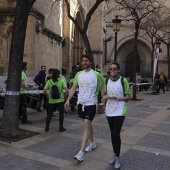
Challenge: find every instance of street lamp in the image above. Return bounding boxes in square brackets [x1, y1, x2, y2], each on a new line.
[154, 40, 161, 94]
[155, 40, 161, 49]
[112, 15, 122, 62]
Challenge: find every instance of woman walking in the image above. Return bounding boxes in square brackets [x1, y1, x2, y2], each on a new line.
[44, 69, 68, 132]
[103, 62, 130, 169]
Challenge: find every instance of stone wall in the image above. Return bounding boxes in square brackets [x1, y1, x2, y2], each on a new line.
[0, 0, 64, 77]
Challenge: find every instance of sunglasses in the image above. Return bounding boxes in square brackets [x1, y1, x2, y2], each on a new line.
[109, 67, 118, 71]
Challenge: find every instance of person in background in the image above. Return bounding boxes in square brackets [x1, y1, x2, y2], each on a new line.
[44, 69, 69, 132]
[45, 68, 53, 84]
[34, 65, 46, 111]
[65, 54, 104, 162]
[136, 72, 141, 94]
[103, 62, 130, 169]
[157, 72, 167, 94]
[61, 68, 69, 115]
[95, 64, 101, 73]
[72, 62, 80, 74]
[45, 68, 53, 114]
[68, 72, 77, 111]
[19, 62, 33, 124]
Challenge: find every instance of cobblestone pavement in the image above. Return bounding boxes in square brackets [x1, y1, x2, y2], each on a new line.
[0, 91, 170, 170]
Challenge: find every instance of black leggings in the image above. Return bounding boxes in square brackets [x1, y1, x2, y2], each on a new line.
[107, 116, 125, 157]
[46, 102, 64, 129]
[157, 83, 165, 93]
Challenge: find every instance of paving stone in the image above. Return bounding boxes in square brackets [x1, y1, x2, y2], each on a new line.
[68, 124, 111, 140]
[24, 135, 81, 161]
[123, 118, 140, 127]
[0, 154, 60, 170]
[0, 91, 170, 170]
[137, 133, 170, 151]
[105, 149, 170, 170]
[130, 106, 158, 113]
[126, 110, 153, 119]
[94, 115, 108, 124]
[152, 123, 170, 134]
[165, 115, 170, 122]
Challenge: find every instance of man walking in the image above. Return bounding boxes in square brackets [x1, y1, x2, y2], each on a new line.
[19, 62, 33, 124]
[157, 72, 167, 94]
[65, 54, 104, 161]
[34, 65, 46, 111]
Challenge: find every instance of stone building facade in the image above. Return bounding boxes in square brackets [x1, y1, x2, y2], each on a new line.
[0, 0, 64, 77]
[102, 1, 170, 78]
[0, 0, 169, 80]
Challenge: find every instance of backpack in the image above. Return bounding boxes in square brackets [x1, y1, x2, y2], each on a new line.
[105, 77, 127, 102]
[50, 80, 60, 99]
[159, 75, 164, 83]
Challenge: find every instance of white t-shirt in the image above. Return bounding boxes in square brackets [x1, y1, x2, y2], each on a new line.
[105, 78, 125, 117]
[73, 69, 103, 106]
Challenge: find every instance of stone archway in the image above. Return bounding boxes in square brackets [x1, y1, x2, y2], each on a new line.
[117, 39, 152, 78]
[125, 52, 140, 78]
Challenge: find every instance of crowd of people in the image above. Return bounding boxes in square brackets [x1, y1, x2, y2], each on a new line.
[18, 54, 131, 169]
[135, 71, 168, 94]
[17, 54, 169, 169]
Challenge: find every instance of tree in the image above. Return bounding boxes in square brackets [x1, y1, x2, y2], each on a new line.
[141, 5, 169, 81]
[64, 0, 107, 68]
[115, 0, 164, 100]
[153, 10, 170, 91]
[2, 0, 36, 137]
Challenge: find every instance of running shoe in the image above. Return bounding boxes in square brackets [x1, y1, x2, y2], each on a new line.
[109, 155, 116, 165]
[74, 151, 84, 161]
[115, 157, 121, 169]
[85, 142, 96, 152]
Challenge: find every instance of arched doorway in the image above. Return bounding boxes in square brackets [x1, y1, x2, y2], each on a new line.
[125, 52, 140, 78]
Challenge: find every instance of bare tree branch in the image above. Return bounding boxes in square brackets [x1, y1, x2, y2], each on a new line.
[64, 0, 83, 35]
[83, 0, 105, 32]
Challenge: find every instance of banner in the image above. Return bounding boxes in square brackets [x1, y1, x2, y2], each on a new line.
[153, 48, 160, 82]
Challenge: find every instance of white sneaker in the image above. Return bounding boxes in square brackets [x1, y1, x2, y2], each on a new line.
[109, 155, 116, 165]
[115, 157, 121, 169]
[85, 142, 96, 152]
[74, 151, 84, 161]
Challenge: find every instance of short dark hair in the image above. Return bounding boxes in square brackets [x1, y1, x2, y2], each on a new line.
[48, 68, 53, 74]
[110, 62, 120, 70]
[62, 68, 67, 75]
[81, 53, 92, 62]
[22, 62, 27, 70]
[41, 65, 46, 69]
[52, 69, 60, 82]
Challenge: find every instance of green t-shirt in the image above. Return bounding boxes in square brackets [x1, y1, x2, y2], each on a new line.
[60, 75, 66, 82]
[44, 78, 67, 104]
[21, 71, 27, 92]
[70, 78, 74, 83]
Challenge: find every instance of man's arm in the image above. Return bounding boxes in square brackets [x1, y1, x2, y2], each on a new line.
[21, 80, 29, 91]
[100, 85, 105, 98]
[65, 85, 77, 108]
[34, 74, 41, 86]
